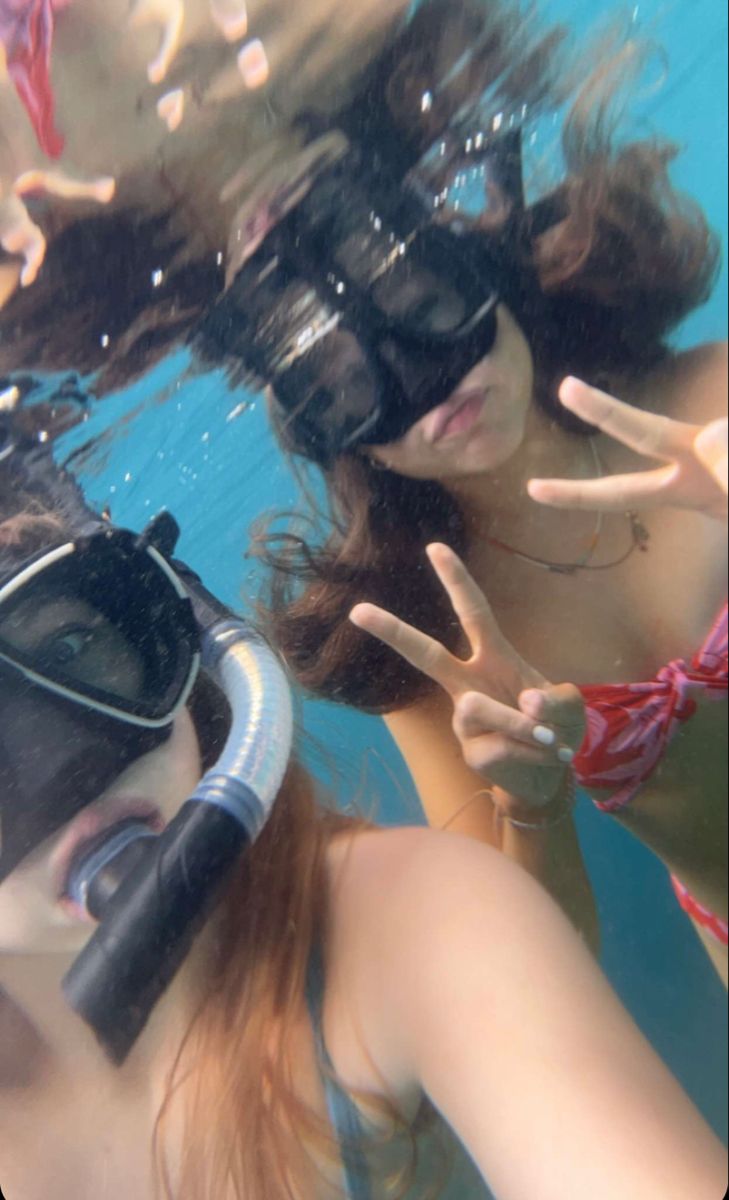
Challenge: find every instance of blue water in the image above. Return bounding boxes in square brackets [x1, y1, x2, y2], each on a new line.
[54, 0, 727, 1135]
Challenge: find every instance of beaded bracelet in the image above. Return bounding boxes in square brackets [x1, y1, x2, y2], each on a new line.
[494, 769, 577, 832]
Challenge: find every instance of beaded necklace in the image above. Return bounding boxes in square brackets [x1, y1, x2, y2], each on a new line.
[485, 440, 651, 574]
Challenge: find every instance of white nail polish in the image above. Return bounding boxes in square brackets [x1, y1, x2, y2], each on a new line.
[532, 725, 556, 747]
[238, 39, 270, 89]
[558, 746, 575, 764]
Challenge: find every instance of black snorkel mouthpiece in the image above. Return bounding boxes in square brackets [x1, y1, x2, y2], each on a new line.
[62, 792, 253, 1064]
[66, 819, 160, 920]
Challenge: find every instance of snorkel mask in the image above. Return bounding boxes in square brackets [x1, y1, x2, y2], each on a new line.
[0, 416, 293, 1062]
[201, 144, 509, 464]
[0, 522, 201, 882]
[195, 0, 561, 466]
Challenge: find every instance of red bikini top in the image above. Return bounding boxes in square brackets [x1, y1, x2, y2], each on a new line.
[1, 1, 69, 159]
[574, 603, 728, 810]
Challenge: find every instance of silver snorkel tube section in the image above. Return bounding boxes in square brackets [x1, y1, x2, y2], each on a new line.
[62, 591, 294, 1065]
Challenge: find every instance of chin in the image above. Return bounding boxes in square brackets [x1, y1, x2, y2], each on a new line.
[446, 427, 524, 478]
[0, 896, 92, 956]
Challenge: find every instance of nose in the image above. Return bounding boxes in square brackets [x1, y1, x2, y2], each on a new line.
[378, 338, 451, 397]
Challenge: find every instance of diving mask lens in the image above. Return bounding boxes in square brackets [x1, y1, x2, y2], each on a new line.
[276, 329, 385, 454]
[370, 257, 469, 333]
[336, 228, 484, 338]
[0, 533, 200, 726]
[275, 229, 500, 455]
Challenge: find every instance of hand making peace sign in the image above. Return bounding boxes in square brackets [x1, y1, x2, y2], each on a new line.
[350, 544, 585, 810]
[528, 378, 728, 521]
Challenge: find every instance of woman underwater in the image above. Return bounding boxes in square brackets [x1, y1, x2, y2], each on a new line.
[0, 0, 609, 938]
[1, 413, 727, 1200]
[223, 12, 728, 978]
[0, 2, 725, 969]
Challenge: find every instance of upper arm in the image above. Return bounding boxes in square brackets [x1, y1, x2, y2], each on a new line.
[361, 832, 725, 1200]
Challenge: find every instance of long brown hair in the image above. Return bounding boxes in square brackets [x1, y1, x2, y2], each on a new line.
[253, 30, 719, 714]
[155, 761, 448, 1200]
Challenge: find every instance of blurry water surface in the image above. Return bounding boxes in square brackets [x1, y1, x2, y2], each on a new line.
[53, 0, 727, 1137]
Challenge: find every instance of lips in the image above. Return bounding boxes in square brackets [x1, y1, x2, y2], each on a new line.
[424, 389, 487, 444]
[51, 798, 163, 904]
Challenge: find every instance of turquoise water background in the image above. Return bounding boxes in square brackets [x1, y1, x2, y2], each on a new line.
[54, 0, 727, 1135]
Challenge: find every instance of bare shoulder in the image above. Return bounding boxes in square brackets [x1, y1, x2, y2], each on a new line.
[321, 827, 525, 1096]
[321, 824, 594, 1101]
[638, 341, 727, 424]
[324, 824, 552, 965]
[328, 823, 505, 882]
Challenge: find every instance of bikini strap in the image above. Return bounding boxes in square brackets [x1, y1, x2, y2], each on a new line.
[305, 940, 373, 1200]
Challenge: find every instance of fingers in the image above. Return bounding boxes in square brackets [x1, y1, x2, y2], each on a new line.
[130, 0, 185, 86]
[694, 418, 729, 497]
[460, 732, 555, 776]
[352, 544, 548, 704]
[528, 463, 679, 512]
[210, 0, 249, 41]
[349, 602, 461, 693]
[554, 377, 698, 462]
[425, 543, 506, 657]
[519, 683, 586, 751]
[453, 691, 577, 764]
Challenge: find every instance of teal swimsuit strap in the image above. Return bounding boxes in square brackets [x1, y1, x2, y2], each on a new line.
[305, 941, 372, 1200]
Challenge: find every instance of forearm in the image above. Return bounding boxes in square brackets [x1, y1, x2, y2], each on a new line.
[493, 783, 601, 956]
[420, 776, 600, 954]
[385, 707, 600, 952]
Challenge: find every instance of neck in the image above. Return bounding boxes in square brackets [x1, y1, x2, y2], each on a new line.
[447, 405, 594, 538]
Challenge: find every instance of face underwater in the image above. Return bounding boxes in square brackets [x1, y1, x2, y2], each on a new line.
[364, 304, 535, 481]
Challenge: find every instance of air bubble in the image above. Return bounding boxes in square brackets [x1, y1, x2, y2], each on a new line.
[0, 385, 20, 412]
[226, 402, 248, 422]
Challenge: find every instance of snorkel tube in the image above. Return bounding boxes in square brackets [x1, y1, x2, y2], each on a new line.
[62, 552, 294, 1064]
